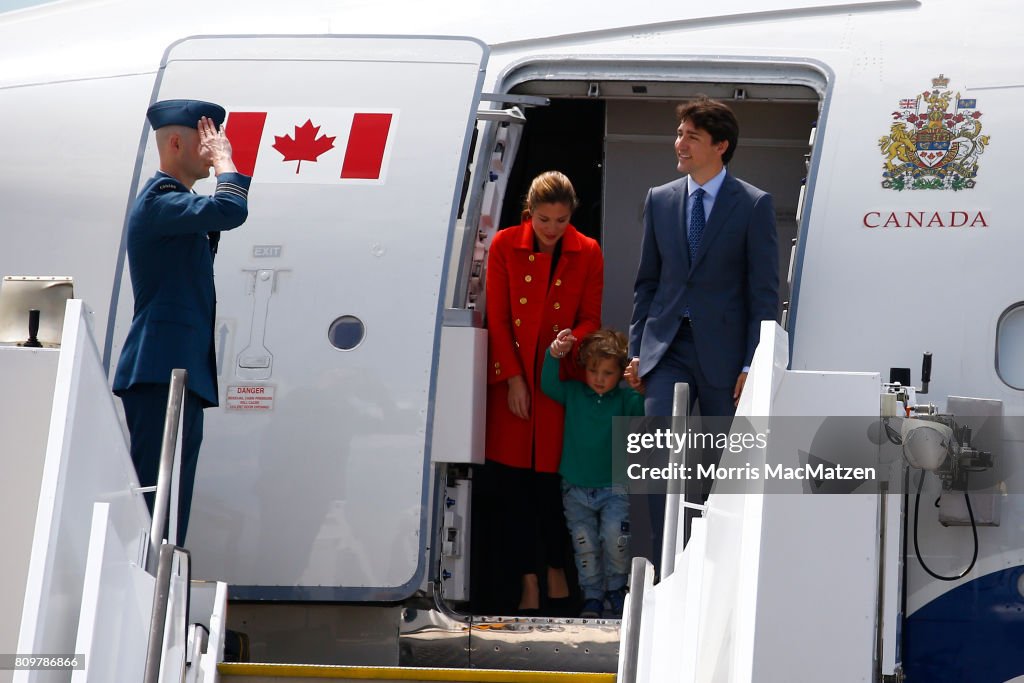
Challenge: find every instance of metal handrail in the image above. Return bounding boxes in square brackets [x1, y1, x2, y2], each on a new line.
[143, 544, 191, 683]
[147, 368, 188, 574]
[661, 382, 690, 579]
[618, 556, 655, 683]
[450, 107, 526, 310]
[143, 544, 176, 683]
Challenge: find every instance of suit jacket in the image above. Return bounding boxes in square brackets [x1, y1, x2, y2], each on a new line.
[485, 220, 603, 472]
[113, 171, 251, 407]
[630, 173, 778, 389]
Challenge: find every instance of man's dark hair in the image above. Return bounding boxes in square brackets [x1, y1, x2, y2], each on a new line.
[676, 96, 739, 165]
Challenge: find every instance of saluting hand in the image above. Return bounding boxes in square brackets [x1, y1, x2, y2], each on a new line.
[198, 116, 237, 175]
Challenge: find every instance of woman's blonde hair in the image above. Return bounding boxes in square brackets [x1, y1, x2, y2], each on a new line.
[522, 170, 579, 218]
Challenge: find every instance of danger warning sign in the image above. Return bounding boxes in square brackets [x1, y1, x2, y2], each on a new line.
[226, 384, 275, 412]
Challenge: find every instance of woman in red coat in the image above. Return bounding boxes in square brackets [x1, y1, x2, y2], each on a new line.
[484, 171, 604, 613]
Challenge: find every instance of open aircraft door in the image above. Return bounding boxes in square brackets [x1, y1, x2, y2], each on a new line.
[108, 35, 487, 600]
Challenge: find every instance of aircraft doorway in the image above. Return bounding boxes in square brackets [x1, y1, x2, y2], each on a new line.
[497, 99, 606, 244]
[500, 82, 821, 338]
[477, 75, 822, 601]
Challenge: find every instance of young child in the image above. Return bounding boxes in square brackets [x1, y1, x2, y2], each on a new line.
[541, 327, 644, 618]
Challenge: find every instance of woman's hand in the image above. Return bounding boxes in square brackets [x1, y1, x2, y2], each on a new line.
[507, 375, 530, 419]
[550, 328, 576, 358]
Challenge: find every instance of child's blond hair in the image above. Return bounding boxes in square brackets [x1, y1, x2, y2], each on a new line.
[579, 329, 629, 372]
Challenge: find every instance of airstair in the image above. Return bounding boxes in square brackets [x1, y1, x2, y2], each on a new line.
[0, 297, 640, 683]
[3, 295, 888, 682]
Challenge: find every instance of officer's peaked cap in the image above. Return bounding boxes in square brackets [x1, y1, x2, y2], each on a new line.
[146, 99, 226, 130]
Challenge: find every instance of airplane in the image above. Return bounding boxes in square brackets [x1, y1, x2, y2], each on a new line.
[0, 0, 1021, 681]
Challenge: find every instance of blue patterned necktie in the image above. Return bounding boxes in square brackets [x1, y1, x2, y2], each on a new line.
[688, 187, 706, 263]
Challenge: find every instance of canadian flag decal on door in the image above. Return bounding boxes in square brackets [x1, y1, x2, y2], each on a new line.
[224, 108, 397, 184]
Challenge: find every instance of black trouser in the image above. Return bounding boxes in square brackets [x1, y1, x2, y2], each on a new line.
[473, 460, 567, 614]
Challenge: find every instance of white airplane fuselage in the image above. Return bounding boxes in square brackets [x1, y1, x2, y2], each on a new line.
[1, 1, 1021, 680]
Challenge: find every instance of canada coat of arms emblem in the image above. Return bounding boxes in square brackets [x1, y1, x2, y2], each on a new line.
[879, 75, 990, 191]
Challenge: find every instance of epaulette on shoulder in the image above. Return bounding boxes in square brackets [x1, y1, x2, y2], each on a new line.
[156, 181, 183, 193]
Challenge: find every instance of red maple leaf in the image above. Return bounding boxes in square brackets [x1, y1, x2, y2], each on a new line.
[272, 120, 336, 173]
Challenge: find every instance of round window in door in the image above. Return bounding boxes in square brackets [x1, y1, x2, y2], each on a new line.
[328, 315, 365, 351]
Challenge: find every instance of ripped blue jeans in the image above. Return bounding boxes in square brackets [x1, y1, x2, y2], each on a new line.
[562, 482, 631, 601]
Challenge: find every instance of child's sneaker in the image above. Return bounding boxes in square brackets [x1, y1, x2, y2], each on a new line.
[580, 598, 604, 619]
[604, 587, 628, 618]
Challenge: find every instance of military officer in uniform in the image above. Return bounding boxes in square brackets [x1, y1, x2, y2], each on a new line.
[113, 99, 251, 545]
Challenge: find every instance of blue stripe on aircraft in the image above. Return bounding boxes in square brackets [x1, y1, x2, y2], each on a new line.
[904, 566, 1024, 682]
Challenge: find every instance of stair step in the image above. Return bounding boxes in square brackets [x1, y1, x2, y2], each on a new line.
[218, 663, 616, 682]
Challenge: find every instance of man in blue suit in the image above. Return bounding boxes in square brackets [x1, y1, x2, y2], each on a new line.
[113, 99, 251, 545]
[626, 97, 778, 564]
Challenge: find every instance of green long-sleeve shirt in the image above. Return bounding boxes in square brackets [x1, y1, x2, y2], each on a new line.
[541, 349, 645, 488]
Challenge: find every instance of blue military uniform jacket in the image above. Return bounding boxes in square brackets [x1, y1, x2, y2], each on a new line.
[113, 171, 251, 407]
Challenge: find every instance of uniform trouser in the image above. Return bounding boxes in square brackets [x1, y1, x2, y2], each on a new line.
[642, 323, 735, 574]
[120, 383, 204, 546]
